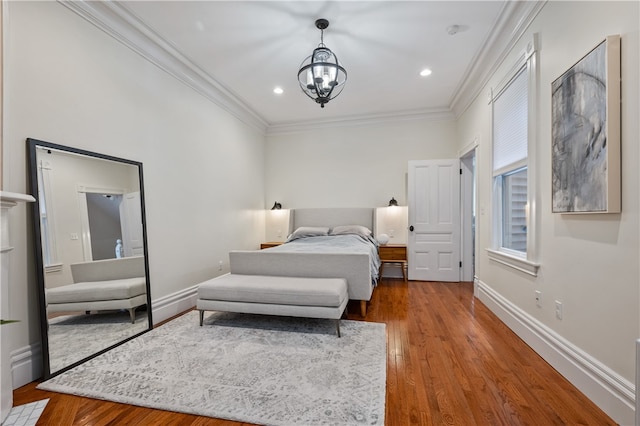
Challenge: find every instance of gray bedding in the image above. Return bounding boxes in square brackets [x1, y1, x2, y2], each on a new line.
[266, 234, 380, 282]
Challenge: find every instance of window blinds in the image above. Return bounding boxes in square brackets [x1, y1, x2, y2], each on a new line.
[493, 66, 528, 176]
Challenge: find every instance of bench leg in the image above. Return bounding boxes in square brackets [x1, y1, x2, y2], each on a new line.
[199, 310, 205, 326]
[128, 308, 135, 324]
[360, 300, 367, 317]
[336, 319, 341, 338]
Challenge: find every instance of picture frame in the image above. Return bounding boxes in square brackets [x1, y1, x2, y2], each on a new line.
[551, 35, 621, 214]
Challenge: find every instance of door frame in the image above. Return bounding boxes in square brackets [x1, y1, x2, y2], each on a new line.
[460, 146, 477, 283]
[77, 184, 126, 261]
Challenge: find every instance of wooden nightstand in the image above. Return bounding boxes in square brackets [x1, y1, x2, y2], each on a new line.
[378, 244, 407, 281]
[260, 242, 283, 249]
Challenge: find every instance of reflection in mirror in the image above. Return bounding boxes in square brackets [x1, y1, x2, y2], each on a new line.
[28, 138, 152, 379]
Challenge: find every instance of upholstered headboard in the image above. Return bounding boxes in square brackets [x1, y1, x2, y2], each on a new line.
[290, 208, 374, 234]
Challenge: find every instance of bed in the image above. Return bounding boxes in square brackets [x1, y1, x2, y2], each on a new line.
[228, 208, 380, 316]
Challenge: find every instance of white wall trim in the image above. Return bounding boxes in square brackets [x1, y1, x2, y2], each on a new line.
[486, 248, 540, 276]
[450, 1, 545, 118]
[151, 284, 198, 325]
[636, 339, 640, 426]
[267, 108, 455, 136]
[10, 342, 42, 389]
[458, 135, 479, 158]
[56, 1, 543, 135]
[58, 0, 268, 134]
[15, 276, 634, 425]
[57, 0, 458, 136]
[476, 279, 635, 425]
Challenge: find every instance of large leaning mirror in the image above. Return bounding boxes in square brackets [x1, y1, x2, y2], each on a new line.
[27, 138, 152, 379]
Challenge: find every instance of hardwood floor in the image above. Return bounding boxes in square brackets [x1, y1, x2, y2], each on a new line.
[14, 279, 615, 425]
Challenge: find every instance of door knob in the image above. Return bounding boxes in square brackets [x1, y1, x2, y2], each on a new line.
[409, 225, 414, 232]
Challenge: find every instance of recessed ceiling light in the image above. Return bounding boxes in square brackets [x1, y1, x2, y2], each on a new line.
[420, 69, 432, 77]
[273, 87, 284, 95]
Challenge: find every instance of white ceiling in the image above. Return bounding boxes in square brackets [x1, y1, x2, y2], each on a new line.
[110, 1, 528, 129]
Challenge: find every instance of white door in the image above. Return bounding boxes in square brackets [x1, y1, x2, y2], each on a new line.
[119, 191, 144, 256]
[408, 159, 461, 281]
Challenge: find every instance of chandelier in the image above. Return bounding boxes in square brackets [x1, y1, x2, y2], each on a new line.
[297, 19, 347, 108]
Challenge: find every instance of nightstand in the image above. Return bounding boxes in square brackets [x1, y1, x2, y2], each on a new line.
[260, 242, 283, 250]
[378, 244, 407, 281]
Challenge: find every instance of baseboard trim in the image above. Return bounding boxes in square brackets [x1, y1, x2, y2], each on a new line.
[151, 284, 198, 325]
[476, 279, 634, 425]
[10, 343, 42, 389]
[18, 280, 630, 422]
[14, 285, 199, 387]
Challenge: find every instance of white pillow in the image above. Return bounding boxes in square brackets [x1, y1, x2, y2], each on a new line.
[286, 226, 330, 241]
[330, 225, 372, 238]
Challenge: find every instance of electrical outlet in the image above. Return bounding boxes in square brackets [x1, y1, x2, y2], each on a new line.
[555, 300, 563, 320]
[218, 261, 223, 271]
[535, 290, 542, 307]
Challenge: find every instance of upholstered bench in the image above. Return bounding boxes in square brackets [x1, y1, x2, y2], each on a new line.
[196, 273, 348, 337]
[46, 256, 147, 323]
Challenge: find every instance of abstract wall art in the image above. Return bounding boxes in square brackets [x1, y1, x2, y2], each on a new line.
[551, 35, 621, 213]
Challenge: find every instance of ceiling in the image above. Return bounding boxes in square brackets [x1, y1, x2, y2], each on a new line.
[106, 1, 528, 129]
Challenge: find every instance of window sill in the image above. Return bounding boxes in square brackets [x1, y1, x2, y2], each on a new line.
[45, 263, 63, 273]
[486, 248, 539, 276]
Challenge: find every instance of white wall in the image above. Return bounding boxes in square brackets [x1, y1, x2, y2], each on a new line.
[2, 1, 265, 385]
[3, 2, 638, 422]
[375, 206, 408, 245]
[456, 1, 639, 422]
[265, 118, 458, 209]
[35, 148, 140, 288]
[264, 209, 291, 242]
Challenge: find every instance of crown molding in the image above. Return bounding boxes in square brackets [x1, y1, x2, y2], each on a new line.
[266, 107, 455, 136]
[58, 0, 269, 134]
[449, 0, 546, 118]
[59, 0, 544, 135]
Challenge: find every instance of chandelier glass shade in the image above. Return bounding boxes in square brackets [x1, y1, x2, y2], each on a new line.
[297, 19, 347, 108]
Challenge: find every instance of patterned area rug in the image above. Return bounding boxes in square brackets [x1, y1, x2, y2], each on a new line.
[39, 311, 386, 425]
[48, 311, 149, 373]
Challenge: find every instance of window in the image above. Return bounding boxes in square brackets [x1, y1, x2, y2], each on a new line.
[500, 167, 527, 252]
[493, 65, 528, 255]
[488, 37, 539, 276]
[36, 158, 61, 272]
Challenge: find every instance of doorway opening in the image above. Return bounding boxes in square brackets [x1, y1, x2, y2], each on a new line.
[460, 148, 477, 283]
[86, 193, 124, 260]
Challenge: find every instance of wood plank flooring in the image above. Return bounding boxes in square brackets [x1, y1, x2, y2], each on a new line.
[13, 279, 616, 425]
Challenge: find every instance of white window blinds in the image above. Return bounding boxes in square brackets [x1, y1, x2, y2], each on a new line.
[493, 66, 528, 175]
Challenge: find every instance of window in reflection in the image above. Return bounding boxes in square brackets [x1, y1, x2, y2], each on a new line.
[28, 138, 152, 379]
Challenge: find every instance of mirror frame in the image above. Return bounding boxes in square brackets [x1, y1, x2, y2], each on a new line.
[27, 138, 153, 379]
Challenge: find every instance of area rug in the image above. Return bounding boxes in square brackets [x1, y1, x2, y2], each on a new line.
[48, 311, 149, 373]
[39, 311, 387, 425]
